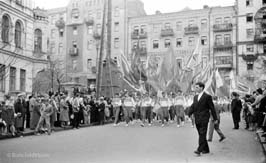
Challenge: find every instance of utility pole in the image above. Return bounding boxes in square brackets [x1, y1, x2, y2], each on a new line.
[96, 0, 107, 99]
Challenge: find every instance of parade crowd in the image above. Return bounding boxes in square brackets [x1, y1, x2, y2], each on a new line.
[0, 86, 265, 139]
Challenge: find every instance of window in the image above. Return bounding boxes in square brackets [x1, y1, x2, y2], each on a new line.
[176, 38, 182, 47]
[87, 40, 93, 50]
[201, 19, 207, 30]
[215, 35, 222, 44]
[114, 38, 119, 48]
[176, 59, 182, 69]
[132, 41, 138, 49]
[188, 20, 195, 27]
[153, 40, 159, 49]
[50, 43, 55, 54]
[114, 7, 120, 17]
[263, 44, 266, 53]
[0, 65, 5, 91]
[140, 25, 146, 34]
[176, 21, 182, 31]
[96, 24, 101, 34]
[164, 39, 171, 48]
[188, 37, 195, 46]
[246, 13, 253, 22]
[34, 29, 42, 53]
[15, 21, 22, 48]
[73, 26, 78, 35]
[87, 59, 92, 70]
[114, 22, 119, 32]
[246, 28, 254, 38]
[72, 9, 79, 19]
[246, 44, 254, 52]
[165, 23, 171, 29]
[20, 69, 25, 91]
[201, 36, 207, 45]
[224, 17, 231, 24]
[96, 9, 101, 19]
[140, 41, 146, 48]
[9, 67, 16, 91]
[72, 60, 77, 70]
[215, 18, 222, 24]
[1, 15, 10, 43]
[247, 62, 253, 70]
[87, 25, 93, 34]
[246, 0, 253, 7]
[133, 26, 139, 34]
[59, 29, 64, 37]
[58, 43, 63, 54]
[224, 34, 231, 43]
[51, 29, 56, 38]
[72, 40, 77, 48]
[153, 24, 160, 33]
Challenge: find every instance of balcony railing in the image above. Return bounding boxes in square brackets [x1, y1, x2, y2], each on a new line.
[254, 30, 266, 43]
[215, 56, 233, 69]
[241, 54, 259, 62]
[132, 47, 147, 56]
[131, 32, 147, 39]
[184, 26, 199, 35]
[93, 32, 101, 40]
[160, 28, 174, 37]
[55, 18, 65, 29]
[85, 17, 94, 26]
[213, 23, 233, 32]
[213, 41, 233, 49]
[69, 48, 78, 56]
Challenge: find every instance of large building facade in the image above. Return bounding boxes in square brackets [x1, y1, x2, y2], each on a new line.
[236, 0, 266, 87]
[0, 0, 48, 100]
[128, 6, 237, 81]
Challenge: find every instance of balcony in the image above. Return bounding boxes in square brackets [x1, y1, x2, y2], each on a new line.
[55, 18, 65, 29]
[91, 66, 97, 73]
[254, 31, 266, 43]
[241, 54, 259, 62]
[69, 48, 78, 56]
[215, 56, 233, 69]
[93, 32, 101, 40]
[213, 23, 233, 32]
[160, 28, 174, 37]
[139, 47, 147, 56]
[213, 41, 233, 50]
[184, 26, 199, 35]
[85, 17, 94, 26]
[131, 32, 147, 40]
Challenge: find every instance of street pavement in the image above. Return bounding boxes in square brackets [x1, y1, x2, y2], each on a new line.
[0, 113, 265, 163]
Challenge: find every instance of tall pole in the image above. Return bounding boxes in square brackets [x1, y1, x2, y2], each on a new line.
[96, 0, 107, 99]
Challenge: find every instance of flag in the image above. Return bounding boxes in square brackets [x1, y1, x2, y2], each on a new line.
[215, 69, 223, 88]
[186, 39, 202, 70]
[229, 70, 236, 90]
[204, 71, 216, 96]
[119, 51, 141, 91]
[157, 45, 177, 90]
[131, 48, 147, 81]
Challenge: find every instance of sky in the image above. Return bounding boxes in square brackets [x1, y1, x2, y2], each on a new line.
[34, 0, 235, 14]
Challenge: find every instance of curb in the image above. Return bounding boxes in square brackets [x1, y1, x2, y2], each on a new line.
[0, 120, 114, 141]
[256, 132, 266, 156]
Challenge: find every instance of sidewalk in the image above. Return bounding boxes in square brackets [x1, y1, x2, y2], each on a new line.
[0, 120, 113, 140]
[257, 132, 266, 155]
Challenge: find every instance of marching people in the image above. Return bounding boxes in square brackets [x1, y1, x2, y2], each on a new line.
[158, 92, 169, 127]
[231, 92, 242, 130]
[169, 93, 176, 123]
[122, 92, 135, 127]
[188, 82, 218, 156]
[207, 96, 226, 142]
[112, 93, 122, 126]
[140, 93, 152, 127]
[174, 90, 186, 127]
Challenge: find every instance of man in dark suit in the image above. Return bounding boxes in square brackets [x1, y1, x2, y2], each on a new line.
[188, 82, 218, 156]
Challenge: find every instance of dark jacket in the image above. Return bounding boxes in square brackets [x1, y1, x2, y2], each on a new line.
[231, 98, 242, 113]
[188, 92, 218, 124]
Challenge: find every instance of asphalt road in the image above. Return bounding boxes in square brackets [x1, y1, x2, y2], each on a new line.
[0, 113, 265, 163]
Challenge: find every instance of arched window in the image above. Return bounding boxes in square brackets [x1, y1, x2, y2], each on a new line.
[15, 21, 22, 48]
[1, 15, 10, 43]
[34, 29, 42, 53]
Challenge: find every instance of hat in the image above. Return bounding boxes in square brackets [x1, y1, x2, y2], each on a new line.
[99, 96, 104, 100]
[18, 92, 26, 97]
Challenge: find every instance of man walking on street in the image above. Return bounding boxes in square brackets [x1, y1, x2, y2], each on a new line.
[207, 96, 226, 142]
[188, 82, 218, 156]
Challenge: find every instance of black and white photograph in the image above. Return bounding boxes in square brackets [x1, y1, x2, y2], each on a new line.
[0, 0, 266, 162]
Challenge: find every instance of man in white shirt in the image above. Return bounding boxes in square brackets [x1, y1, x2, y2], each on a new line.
[158, 92, 170, 127]
[112, 93, 122, 126]
[122, 93, 135, 126]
